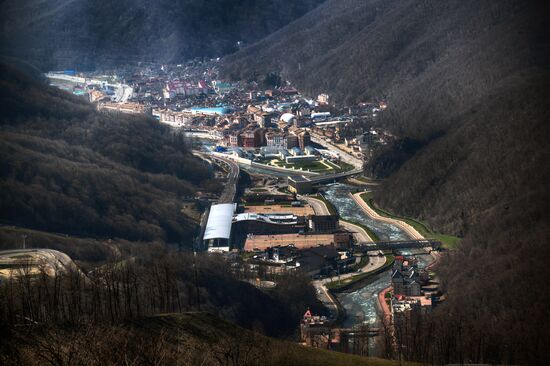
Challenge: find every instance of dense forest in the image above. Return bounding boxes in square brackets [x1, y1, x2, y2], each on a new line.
[0, 0, 325, 70]
[224, 0, 550, 364]
[0, 63, 219, 245]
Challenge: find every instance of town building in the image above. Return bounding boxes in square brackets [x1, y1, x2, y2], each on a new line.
[232, 212, 306, 236]
[391, 256, 427, 296]
[284, 134, 299, 149]
[300, 309, 330, 348]
[260, 146, 282, 158]
[203, 203, 236, 252]
[299, 245, 344, 276]
[248, 105, 273, 127]
[317, 93, 330, 105]
[280, 113, 296, 125]
[298, 130, 311, 150]
[288, 176, 313, 194]
[240, 128, 264, 148]
[304, 146, 319, 156]
[224, 133, 241, 147]
[282, 86, 299, 96]
[158, 109, 191, 127]
[290, 147, 303, 156]
[308, 215, 339, 233]
[278, 148, 290, 161]
[392, 270, 421, 296]
[265, 132, 285, 147]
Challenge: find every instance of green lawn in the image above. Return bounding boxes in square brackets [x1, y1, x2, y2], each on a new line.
[331, 160, 356, 173]
[359, 192, 460, 249]
[320, 159, 355, 173]
[254, 157, 274, 164]
[256, 157, 354, 174]
[272, 159, 332, 172]
[350, 175, 381, 185]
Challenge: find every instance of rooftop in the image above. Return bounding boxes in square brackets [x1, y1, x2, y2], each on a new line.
[203, 203, 235, 240]
[288, 175, 311, 183]
[244, 233, 335, 251]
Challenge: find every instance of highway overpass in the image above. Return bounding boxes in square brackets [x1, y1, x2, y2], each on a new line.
[307, 169, 364, 184]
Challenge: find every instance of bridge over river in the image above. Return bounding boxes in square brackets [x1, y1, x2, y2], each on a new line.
[355, 239, 441, 252]
[308, 168, 364, 184]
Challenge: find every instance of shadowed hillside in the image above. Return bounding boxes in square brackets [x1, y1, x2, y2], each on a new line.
[224, 0, 550, 363]
[0, 248, 325, 339]
[223, 0, 550, 233]
[0, 63, 219, 245]
[1, 313, 413, 366]
[0, 0, 324, 70]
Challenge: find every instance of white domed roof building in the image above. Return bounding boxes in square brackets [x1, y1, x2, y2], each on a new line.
[280, 113, 296, 124]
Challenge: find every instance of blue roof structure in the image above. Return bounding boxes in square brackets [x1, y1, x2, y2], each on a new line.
[190, 106, 232, 115]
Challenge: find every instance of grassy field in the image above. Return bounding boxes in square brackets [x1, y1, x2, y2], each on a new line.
[272, 159, 331, 172]
[359, 192, 460, 249]
[353, 175, 378, 183]
[329, 160, 356, 173]
[263, 157, 356, 173]
[254, 156, 356, 175]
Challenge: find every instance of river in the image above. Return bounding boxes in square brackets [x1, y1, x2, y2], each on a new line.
[319, 183, 434, 355]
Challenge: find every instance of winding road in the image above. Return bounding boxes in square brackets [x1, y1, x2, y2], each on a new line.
[211, 155, 240, 203]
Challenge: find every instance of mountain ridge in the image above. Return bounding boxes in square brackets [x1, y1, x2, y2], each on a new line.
[0, 0, 325, 70]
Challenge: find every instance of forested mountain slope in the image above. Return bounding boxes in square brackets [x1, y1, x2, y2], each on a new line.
[224, 0, 550, 363]
[0, 63, 217, 245]
[0, 0, 324, 70]
[223, 0, 549, 246]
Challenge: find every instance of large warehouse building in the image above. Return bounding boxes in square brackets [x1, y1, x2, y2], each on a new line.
[203, 203, 236, 252]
